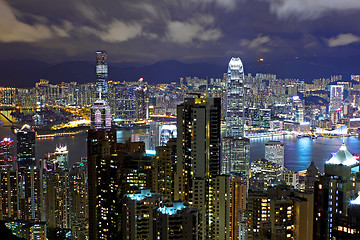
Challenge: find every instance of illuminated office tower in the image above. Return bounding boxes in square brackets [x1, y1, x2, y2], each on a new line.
[136, 84, 148, 120]
[17, 124, 36, 170]
[223, 57, 250, 177]
[222, 137, 250, 176]
[259, 109, 271, 128]
[115, 85, 137, 121]
[90, 99, 111, 130]
[96, 50, 108, 100]
[329, 85, 343, 113]
[292, 96, 304, 123]
[49, 145, 69, 170]
[226, 57, 245, 137]
[0, 166, 20, 220]
[175, 96, 229, 239]
[313, 143, 360, 240]
[149, 122, 160, 150]
[265, 140, 284, 171]
[249, 158, 283, 191]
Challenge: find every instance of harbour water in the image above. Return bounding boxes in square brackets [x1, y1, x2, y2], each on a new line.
[1, 125, 359, 173]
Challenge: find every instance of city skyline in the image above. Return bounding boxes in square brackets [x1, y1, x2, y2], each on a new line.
[1, 0, 360, 81]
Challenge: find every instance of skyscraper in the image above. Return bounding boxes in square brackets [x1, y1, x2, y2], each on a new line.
[175, 96, 229, 239]
[223, 57, 250, 177]
[88, 129, 119, 240]
[90, 99, 111, 130]
[96, 50, 108, 100]
[313, 143, 359, 240]
[115, 85, 137, 121]
[265, 140, 284, 172]
[329, 85, 343, 113]
[226, 57, 245, 138]
[88, 129, 148, 240]
[222, 137, 250, 175]
[17, 124, 36, 170]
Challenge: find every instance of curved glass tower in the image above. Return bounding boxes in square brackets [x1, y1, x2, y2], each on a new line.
[226, 57, 245, 137]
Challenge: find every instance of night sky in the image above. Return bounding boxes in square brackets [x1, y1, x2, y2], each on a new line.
[1, 0, 360, 76]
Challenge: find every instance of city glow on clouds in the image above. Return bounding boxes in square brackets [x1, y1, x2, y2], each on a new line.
[327, 33, 360, 47]
[266, 0, 360, 20]
[240, 36, 272, 53]
[0, 0, 58, 42]
[1, 0, 360, 62]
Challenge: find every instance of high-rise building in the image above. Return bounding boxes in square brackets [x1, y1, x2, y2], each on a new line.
[0, 166, 20, 220]
[122, 189, 163, 240]
[18, 166, 45, 221]
[17, 124, 36, 170]
[222, 137, 250, 176]
[87, 129, 119, 240]
[96, 50, 108, 100]
[151, 138, 177, 201]
[70, 159, 88, 239]
[329, 85, 343, 113]
[44, 145, 69, 171]
[249, 158, 283, 191]
[88, 129, 148, 240]
[223, 58, 250, 178]
[136, 84, 148, 120]
[45, 169, 71, 229]
[43, 145, 71, 230]
[292, 96, 304, 123]
[229, 176, 247, 240]
[90, 99, 111, 130]
[247, 185, 313, 240]
[265, 140, 284, 172]
[175, 96, 229, 239]
[226, 57, 245, 137]
[114, 85, 137, 121]
[313, 143, 359, 240]
[0, 137, 15, 164]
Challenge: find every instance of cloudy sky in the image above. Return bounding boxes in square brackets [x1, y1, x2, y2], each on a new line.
[1, 0, 360, 67]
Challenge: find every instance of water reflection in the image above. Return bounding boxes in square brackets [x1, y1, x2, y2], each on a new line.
[250, 135, 360, 172]
[1, 125, 359, 173]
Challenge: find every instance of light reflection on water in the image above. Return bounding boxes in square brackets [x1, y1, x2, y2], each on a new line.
[1, 125, 359, 173]
[250, 135, 360, 172]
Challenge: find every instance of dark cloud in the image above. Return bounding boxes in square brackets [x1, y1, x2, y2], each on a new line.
[1, 0, 360, 68]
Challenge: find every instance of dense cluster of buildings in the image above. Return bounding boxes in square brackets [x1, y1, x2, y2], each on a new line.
[1, 52, 360, 239]
[0, 124, 88, 239]
[2, 56, 360, 135]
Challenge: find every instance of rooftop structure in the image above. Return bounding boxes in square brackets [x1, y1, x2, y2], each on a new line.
[325, 143, 359, 166]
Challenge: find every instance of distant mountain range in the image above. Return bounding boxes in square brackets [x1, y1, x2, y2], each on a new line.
[0, 60, 225, 87]
[0, 56, 359, 87]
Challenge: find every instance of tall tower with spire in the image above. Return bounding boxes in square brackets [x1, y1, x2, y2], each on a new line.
[226, 57, 245, 137]
[96, 50, 108, 101]
[222, 57, 250, 176]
